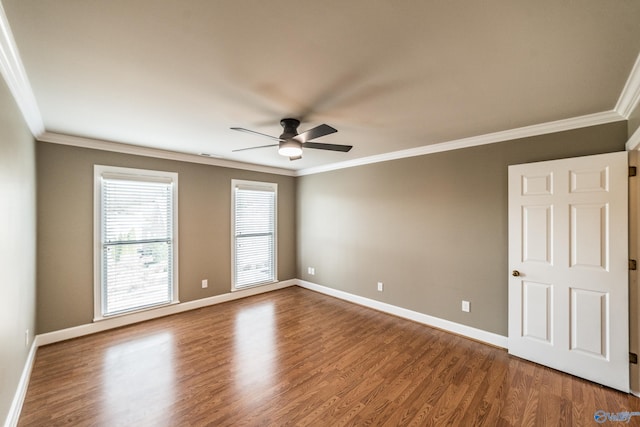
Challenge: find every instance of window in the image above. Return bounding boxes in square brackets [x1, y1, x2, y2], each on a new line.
[94, 165, 178, 319]
[232, 180, 277, 290]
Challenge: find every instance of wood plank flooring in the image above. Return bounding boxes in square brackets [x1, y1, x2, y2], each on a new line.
[19, 286, 640, 426]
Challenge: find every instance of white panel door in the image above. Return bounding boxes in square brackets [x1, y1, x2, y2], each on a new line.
[508, 151, 629, 392]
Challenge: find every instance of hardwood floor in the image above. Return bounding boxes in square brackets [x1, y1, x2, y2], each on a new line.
[19, 286, 640, 426]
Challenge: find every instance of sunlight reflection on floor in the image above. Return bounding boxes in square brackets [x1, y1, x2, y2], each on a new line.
[233, 302, 277, 406]
[102, 332, 175, 426]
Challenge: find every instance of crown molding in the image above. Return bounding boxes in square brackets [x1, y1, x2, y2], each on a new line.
[297, 110, 625, 176]
[627, 125, 640, 151]
[615, 52, 640, 119]
[0, 2, 44, 136]
[37, 132, 296, 176]
[38, 110, 625, 179]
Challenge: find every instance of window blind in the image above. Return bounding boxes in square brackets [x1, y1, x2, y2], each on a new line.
[233, 182, 277, 288]
[101, 175, 175, 316]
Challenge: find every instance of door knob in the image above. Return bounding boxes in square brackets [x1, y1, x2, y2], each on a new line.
[512, 270, 520, 277]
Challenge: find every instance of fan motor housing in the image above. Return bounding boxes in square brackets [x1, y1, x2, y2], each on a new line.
[279, 118, 300, 139]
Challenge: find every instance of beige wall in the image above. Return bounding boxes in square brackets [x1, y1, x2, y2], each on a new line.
[0, 81, 37, 421]
[297, 122, 627, 336]
[24, 117, 639, 394]
[37, 143, 296, 333]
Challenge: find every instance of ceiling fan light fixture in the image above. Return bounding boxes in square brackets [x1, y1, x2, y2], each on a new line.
[278, 140, 302, 157]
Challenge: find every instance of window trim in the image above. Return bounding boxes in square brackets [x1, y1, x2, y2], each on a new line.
[231, 179, 278, 291]
[93, 165, 179, 321]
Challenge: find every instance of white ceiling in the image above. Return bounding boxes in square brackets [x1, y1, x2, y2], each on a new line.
[2, 0, 640, 173]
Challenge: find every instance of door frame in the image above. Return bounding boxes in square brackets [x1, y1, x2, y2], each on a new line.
[629, 150, 639, 396]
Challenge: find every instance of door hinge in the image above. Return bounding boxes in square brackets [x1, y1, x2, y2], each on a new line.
[630, 166, 637, 177]
[630, 259, 637, 271]
[631, 353, 638, 364]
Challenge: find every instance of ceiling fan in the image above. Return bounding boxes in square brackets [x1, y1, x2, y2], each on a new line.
[230, 118, 353, 160]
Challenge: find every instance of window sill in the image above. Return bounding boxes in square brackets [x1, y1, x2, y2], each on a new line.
[231, 280, 278, 292]
[93, 300, 180, 323]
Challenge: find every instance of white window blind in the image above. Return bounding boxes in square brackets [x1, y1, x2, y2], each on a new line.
[95, 166, 178, 318]
[232, 180, 277, 289]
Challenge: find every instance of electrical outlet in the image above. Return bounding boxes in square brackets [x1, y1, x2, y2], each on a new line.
[462, 300, 470, 312]
[377, 282, 383, 292]
[25, 329, 29, 347]
[308, 267, 315, 275]
[201, 279, 208, 289]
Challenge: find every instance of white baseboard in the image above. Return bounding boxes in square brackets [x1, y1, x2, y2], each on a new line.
[3, 340, 38, 427]
[297, 279, 508, 349]
[34, 278, 506, 349]
[36, 279, 296, 346]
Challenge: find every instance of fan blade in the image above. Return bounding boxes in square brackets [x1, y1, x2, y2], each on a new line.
[289, 155, 302, 161]
[230, 127, 284, 142]
[302, 141, 353, 152]
[232, 143, 278, 152]
[293, 124, 337, 143]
